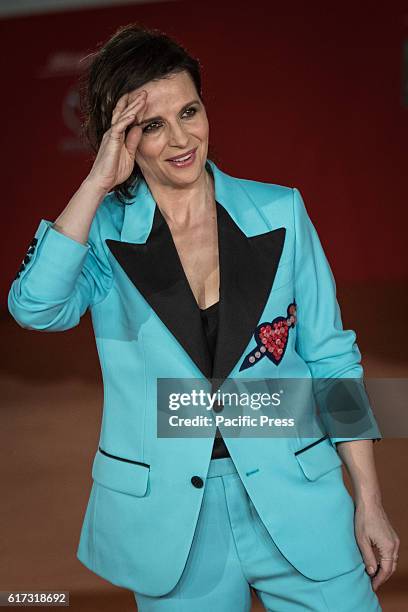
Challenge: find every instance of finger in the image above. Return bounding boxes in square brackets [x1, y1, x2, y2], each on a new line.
[110, 111, 139, 137]
[111, 97, 139, 125]
[111, 91, 147, 125]
[111, 92, 130, 121]
[365, 563, 378, 578]
[371, 559, 394, 591]
[111, 94, 141, 122]
[391, 541, 400, 573]
[107, 115, 138, 143]
[357, 539, 378, 576]
[125, 124, 142, 159]
[112, 95, 146, 127]
[128, 89, 147, 106]
[134, 99, 147, 127]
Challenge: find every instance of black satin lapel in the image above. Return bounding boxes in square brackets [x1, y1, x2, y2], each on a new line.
[212, 202, 286, 388]
[105, 205, 213, 379]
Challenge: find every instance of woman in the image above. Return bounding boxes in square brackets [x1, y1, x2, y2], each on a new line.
[8, 23, 399, 612]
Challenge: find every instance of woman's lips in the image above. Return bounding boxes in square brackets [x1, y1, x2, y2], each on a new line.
[166, 148, 197, 168]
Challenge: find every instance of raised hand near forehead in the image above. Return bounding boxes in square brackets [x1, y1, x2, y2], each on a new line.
[86, 90, 148, 194]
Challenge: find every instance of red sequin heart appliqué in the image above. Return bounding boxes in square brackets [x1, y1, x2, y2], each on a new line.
[239, 301, 297, 371]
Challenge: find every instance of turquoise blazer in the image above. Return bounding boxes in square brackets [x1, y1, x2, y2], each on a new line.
[8, 159, 382, 596]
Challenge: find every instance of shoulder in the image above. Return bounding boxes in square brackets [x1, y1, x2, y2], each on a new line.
[213, 161, 293, 202]
[228, 168, 295, 207]
[233, 176, 313, 228]
[230, 172, 296, 226]
[236, 174, 293, 200]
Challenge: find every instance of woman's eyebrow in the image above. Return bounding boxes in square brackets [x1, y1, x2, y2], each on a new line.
[138, 99, 200, 126]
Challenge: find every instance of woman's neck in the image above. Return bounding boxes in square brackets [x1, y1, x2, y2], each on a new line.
[146, 167, 215, 228]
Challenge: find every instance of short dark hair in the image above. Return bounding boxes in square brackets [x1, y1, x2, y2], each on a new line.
[78, 23, 216, 205]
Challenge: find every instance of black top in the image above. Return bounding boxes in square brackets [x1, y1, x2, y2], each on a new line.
[199, 301, 231, 459]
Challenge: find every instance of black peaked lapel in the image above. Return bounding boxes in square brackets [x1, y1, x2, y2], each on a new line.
[106, 203, 213, 380]
[213, 202, 286, 390]
[106, 197, 286, 388]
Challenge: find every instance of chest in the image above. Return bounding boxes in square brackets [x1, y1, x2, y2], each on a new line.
[166, 208, 220, 309]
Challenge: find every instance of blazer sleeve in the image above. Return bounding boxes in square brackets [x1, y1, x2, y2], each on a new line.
[292, 187, 382, 448]
[7, 206, 113, 332]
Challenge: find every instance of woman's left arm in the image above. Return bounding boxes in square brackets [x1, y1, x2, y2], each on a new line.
[336, 439, 400, 591]
[292, 187, 400, 592]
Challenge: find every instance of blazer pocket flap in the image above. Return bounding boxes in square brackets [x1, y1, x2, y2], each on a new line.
[294, 436, 343, 481]
[92, 448, 150, 497]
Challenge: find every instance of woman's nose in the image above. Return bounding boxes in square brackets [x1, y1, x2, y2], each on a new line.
[168, 121, 190, 146]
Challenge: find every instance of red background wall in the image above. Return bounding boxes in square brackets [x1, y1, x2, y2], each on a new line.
[1, 0, 407, 307]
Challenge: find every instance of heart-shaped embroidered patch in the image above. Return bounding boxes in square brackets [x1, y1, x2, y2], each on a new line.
[239, 301, 297, 371]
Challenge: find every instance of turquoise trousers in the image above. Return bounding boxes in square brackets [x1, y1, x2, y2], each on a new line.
[133, 457, 382, 612]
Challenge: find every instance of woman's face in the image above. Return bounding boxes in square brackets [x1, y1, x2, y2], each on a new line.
[131, 70, 209, 189]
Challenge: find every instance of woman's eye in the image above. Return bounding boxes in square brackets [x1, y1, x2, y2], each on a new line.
[142, 107, 198, 134]
[143, 122, 162, 133]
[183, 107, 197, 117]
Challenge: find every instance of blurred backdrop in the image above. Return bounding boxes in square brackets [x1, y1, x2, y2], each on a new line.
[1, 1, 407, 610]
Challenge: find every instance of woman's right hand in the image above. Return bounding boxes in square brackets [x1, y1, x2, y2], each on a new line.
[85, 90, 148, 194]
